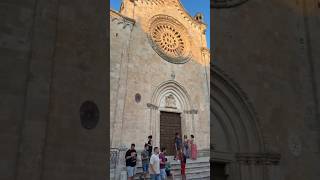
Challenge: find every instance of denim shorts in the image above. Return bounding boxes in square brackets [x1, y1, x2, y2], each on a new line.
[126, 166, 136, 177]
[160, 169, 167, 179]
[150, 174, 160, 180]
[142, 163, 149, 172]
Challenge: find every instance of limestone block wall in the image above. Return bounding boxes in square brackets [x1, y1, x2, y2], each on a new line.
[213, 0, 320, 179]
[0, 0, 108, 179]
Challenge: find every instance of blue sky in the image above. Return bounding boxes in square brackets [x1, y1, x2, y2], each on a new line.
[110, 0, 210, 48]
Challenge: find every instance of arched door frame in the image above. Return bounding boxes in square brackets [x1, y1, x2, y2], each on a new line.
[211, 65, 280, 180]
[147, 80, 197, 148]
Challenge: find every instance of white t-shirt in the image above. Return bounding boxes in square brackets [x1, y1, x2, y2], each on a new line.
[149, 154, 160, 174]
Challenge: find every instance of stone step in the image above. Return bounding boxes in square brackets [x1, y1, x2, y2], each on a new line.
[133, 167, 210, 180]
[174, 171, 210, 180]
[136, 162, 210, 173]
[123, 157, 210, 180]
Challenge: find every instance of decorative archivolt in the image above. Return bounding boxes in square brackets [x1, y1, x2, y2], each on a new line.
[151, 80, 192, 111]
[211, 65, 264, 153]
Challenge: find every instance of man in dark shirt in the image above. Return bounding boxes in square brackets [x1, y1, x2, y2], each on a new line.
[125, 144, 137, 180]
[174, 133, 182, 160]
[147, 135, 153, 157]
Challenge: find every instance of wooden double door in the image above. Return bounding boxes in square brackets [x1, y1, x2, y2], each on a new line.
[159, 111, 181, 156]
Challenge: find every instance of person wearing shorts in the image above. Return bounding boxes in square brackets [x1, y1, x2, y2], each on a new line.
[125, 144, 137, 180]
[150, 147, 161, 180]
[159, 147, 167, 180]
[141, 144, 150, 180]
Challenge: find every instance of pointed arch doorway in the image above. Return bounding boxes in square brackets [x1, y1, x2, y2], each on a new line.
[211, 65, 281, 180]
[147, 80, 196, 153]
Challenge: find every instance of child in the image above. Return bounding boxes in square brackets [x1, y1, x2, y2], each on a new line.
[177, 148, 186, 180]
[165, 158, 171, 177]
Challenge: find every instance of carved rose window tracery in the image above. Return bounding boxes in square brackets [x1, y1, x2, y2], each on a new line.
[148, 15, 192, 64]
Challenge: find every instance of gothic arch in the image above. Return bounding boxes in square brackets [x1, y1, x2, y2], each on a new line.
[151, 80, 192, 110]
[211, 65, 280, 180]
[148, 80, 197, 148]
[212, 65, 264, 154]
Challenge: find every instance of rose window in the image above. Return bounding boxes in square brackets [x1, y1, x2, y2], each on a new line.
[148, 15, 192, 64]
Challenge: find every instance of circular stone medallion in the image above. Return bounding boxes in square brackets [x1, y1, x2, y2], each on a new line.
[148, 15, 192, 64]
[80, 101, 99, 129]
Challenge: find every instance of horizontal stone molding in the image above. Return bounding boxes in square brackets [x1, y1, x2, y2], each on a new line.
[147, 103, 159, 110]
[110, 9, 135, 30]
[236, 152, 281, 166]
[184, 109, 198, 114]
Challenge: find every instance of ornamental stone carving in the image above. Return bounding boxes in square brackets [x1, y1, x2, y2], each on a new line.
[148, 15, 192, 64]
[165, 94, 177, 108]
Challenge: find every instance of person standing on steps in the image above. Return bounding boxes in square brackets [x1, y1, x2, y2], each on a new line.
[159, 147, 167, 180]
[125, 143, 137, 180]
[164, 158, 172, 178]
[177, 148, 187, 180]
[183, 135, 190, 159]
[174, 133, 182, 160]
[147, 135, 153, 157]
[150, 147, 161, 180]
[141, 143, 150, 180]
[190, 134, 198, 160]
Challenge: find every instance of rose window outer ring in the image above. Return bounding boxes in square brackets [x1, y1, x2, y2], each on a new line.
[148, 15, 192, 64]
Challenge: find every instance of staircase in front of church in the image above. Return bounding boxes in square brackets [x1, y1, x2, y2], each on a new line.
[133, 157, 210, 180]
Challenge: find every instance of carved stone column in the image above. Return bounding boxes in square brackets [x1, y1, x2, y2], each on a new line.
[147, 103, 159, 147]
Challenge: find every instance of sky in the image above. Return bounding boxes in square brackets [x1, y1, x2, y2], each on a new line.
[110, 0, 210, 48]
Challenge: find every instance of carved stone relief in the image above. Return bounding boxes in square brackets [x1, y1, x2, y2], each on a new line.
[165, 94, 177, 108]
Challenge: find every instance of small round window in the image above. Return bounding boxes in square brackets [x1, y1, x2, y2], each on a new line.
[135, 93, 141, 103]
[80, 101, 99, 129]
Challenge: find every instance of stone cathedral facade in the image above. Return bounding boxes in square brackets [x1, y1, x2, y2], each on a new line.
[110, 0, 210, 177]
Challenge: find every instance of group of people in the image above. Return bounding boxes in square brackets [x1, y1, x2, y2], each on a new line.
[125, 133, 197, 180]
[174, 133, 197, 161]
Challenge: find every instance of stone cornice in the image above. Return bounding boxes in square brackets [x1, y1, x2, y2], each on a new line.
[175, 0, 207, 31]
[147, 103, 159, 110]
[131, 0, 207, 32]
[236, 152, 281, 165]
[184, 109, 198, 114]
[110, 9, 135, 30]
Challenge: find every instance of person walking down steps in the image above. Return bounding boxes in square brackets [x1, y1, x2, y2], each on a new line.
[149, 147, 161, 180]
[125, 144, 137, 180]
[141, 144, 150, 180]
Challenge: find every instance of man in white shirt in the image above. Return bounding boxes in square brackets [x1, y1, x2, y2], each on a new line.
[149, 147, 161, 180]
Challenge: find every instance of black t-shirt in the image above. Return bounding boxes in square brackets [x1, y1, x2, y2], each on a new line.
[125, 149, 137, 167]
[147, 140, 152, 153]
